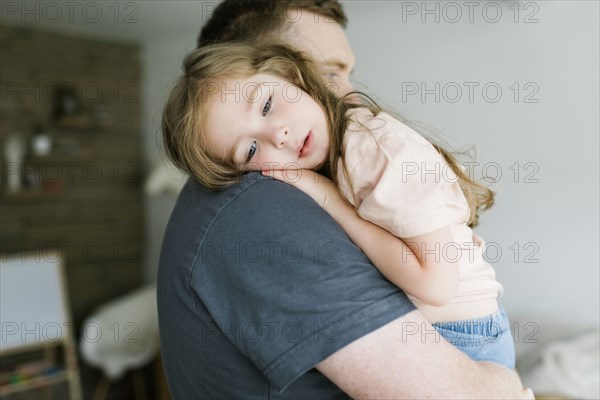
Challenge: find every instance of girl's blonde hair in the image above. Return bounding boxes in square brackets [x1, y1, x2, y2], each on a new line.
[162, 42, 493, 227]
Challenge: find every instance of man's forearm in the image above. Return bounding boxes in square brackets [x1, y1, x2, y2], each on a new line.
[460, 360, 525, 398]
[318, 310, 530, 399]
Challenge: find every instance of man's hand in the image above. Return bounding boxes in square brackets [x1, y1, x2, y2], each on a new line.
[262, 169, 346, 213]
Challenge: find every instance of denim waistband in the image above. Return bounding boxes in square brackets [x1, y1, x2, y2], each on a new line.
[432, 306, 509, 336]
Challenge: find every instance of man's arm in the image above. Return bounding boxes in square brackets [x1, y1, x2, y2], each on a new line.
[318, 310, 529, 399]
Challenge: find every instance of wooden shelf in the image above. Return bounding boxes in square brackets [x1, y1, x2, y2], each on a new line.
[0, 254, 82, 399]
[1, 190, 66, 201]
[0, 370, 69, 396]
[1, 23, 143, 399]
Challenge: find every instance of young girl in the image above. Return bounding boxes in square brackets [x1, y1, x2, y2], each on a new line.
[162, 42, 515, 369]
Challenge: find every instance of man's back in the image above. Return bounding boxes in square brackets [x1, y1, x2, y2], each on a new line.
[157, 173, 414, 398]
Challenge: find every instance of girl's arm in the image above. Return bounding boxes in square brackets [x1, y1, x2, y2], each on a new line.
[263, 169, 459, 307]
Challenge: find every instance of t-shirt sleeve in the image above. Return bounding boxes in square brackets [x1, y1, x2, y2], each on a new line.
[338, 108, 452, 238]
[189, 178, 415, 392]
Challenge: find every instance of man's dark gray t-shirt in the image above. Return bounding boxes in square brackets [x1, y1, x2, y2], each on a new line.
[157, 173, 415, 398]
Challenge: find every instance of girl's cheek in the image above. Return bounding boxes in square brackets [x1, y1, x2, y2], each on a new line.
[258, 152, 287, 170]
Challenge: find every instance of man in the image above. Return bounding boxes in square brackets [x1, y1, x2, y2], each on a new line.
[197, 0, 355, 97]
[158, 1, 532, 398]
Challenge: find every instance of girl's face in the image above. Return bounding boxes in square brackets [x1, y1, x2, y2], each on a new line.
[203, 73, 330, 172]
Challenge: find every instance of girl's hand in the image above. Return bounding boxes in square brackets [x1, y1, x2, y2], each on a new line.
[262, 169, 345, 213]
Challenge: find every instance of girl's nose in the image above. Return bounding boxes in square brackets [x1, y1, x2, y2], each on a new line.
[272, 128, 289, 149]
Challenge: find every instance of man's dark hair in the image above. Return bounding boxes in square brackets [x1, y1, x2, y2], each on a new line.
[197, 0, 347, 48]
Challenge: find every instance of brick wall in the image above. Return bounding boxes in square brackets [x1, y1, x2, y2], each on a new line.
[0, 22, 144, 346]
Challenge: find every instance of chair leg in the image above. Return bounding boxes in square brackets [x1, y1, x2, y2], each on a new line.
[133, 369, 148, 400]
[154, 354, 171, 400]
[91, 377, 111, 400]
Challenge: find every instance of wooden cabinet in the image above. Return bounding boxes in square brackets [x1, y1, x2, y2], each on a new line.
[0, 251, 82, 399]
[0, 342, 81, 399]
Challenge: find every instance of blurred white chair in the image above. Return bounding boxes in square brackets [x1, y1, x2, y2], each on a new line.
[144, 160, 187, 196]
[79, 285, 159, 400]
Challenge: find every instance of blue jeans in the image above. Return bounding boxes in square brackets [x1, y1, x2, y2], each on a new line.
[432, 306, 515, 369]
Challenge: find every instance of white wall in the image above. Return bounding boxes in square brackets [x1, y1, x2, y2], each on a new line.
[142, 32, 198, 282]
[138, 1, 599, 326]
[342, 1, 599, 326]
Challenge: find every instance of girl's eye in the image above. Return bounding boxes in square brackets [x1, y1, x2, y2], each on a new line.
[246, 141, 257, 161]
[262, 95, 272, 116]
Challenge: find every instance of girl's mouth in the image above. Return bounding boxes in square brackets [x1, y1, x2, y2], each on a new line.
[300, 131, 313, 158]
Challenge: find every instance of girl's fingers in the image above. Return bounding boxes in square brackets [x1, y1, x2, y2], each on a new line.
[261, 169, 338, 210]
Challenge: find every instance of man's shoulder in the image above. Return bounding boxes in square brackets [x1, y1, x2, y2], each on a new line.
[168, 173, 339, 243]
[175, 172, 321, 218]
